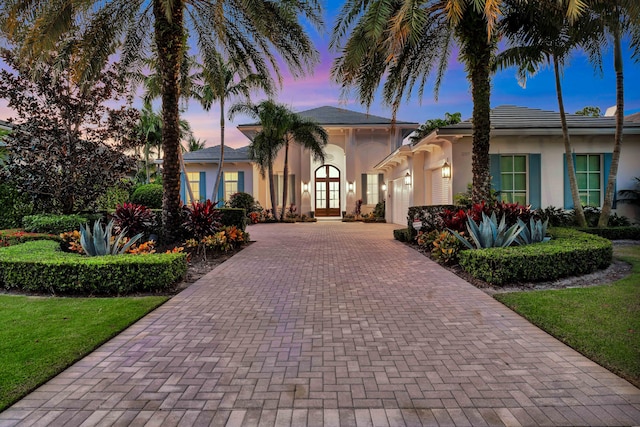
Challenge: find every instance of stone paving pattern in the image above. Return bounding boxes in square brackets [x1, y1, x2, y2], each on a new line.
[1, 222, 639, 426]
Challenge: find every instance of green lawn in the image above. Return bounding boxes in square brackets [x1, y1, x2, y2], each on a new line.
[495, 245, 640, 387]
[0, 295, 168, 411]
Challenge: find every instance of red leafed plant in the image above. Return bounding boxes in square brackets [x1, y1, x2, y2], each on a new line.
[182, 200, 222, 240]
[493, 201, 533, 226]
[112, 202, 154, 237]
[440, 209, 468, 233]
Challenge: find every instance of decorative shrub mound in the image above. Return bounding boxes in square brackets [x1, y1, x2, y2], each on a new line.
[0, 240, 187, 295]
[227, 192, 257, 214]
[22, 214, 88, 234]
[407, 204, 454, 240]
[458, 228, 612, 285]
[131, 184, 163, 209]
[393, 228, 411, 242]
[577, 226, 640, 241]
[216, 208, 247, 231]
[0, 229, 59, 247]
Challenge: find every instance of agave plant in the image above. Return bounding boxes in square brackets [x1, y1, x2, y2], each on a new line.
[516, 217, 551, 245]
[450, 212, 524, 249]
[80, 219, 143, 256]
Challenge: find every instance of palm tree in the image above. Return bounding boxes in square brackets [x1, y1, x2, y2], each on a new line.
[496, 0, 603, 227]
[230, 100, 328, 220]
[193, 53, 273, 201]
[331, 0, 589, 204]
[592, 0, 640, 227]
[185, 136, 206, 152]
[4, 0, 322, 241]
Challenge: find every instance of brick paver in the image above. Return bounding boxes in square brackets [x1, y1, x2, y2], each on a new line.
[1, 222, 639, 426]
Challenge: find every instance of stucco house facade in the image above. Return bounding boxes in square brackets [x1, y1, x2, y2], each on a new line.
[181, 105, 640, 224]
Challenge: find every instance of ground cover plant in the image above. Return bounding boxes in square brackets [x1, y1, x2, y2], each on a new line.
[0, 295, 167, 411]
[495, 245, 640, 388]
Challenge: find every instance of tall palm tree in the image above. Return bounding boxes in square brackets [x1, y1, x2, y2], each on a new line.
[331, 0, 589, 204]
[193, 52, 273, 201]
[496, 0, 603, 227]
[185, 136, 206, 152]
[230, 100, 327, 220]
[3, 0, 322, 241]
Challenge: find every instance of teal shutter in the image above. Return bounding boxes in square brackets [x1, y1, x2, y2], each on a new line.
[361, 174, 368, 204]
[199, 172, 206, 201]
[217, 175, 224, 207]
[238, 171, 245, 193]
[180, 173, 186, 205]
[528, 154, 541, 209]
[563, 153, 577, 209]
[490, 154, 501, 196]
[603, 153, 616, 208]
[289, 174, 295, 205]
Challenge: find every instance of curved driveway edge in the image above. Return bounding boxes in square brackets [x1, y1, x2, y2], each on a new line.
[1, 222, 639, 426]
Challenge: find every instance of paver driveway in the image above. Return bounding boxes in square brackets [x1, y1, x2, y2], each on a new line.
[2, 222, 639, 426]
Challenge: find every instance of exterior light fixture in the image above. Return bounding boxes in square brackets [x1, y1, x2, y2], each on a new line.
[404, 172, 411, 186]
[381, 183, 387, 192]
[348, 182, 355, 192]
[441, 160, 451, 179]
[302, 182, 309, 193]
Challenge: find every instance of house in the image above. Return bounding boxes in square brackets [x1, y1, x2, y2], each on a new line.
[376, 105, 640, 224]
[180, 105, 640, 224]
[181, 106, 417, 217]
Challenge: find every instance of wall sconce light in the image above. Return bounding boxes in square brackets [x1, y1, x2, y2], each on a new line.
[302, 182, 309, 193]
[404, 172, 411, 186]
[348, 182, 355, 192]
[441, 160, 452, 179]
[381, 183, 387, 192]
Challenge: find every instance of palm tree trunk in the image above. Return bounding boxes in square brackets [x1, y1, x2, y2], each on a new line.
[213, 98, 225, 202]
[280, 139, 290, 221]
[598, 27, 623, 227]
[268, 163, 277, 220]
[554, 57, 587, 227]
[470, 51, 492, 204]
[154, 0, 185, 242]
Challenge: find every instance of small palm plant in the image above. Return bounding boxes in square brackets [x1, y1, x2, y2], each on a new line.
[79, 220, 143, 256]
[450, 212, 524, 249]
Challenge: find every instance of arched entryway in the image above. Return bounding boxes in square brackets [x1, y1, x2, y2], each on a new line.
[315, 165, 341, 216]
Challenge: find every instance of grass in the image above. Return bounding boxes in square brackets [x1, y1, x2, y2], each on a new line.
[0, 295, 168, 411]
[495, 245, 640, 387]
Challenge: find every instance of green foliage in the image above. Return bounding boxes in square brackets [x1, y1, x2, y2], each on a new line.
[96, 181, 131, 210]
[0, 229, 59, 247]
[409, 112, 462, 144]
[216, 208, 248, 231]
[458, 228, 612, 285]
[451, 212, 524, 249]
[416, 230, 439, 250]
[0, 240, 187, 295]
[516, 217, 550, 245]
[575, 106, 601, 117]
[131, 184, 163, 209]
[112, 203, 154, 237]
[0, 183, 33, 229]
[407, 205, 455, 240]
[577, 226, 640, 240]
[182, 200, 222, 240]
[227, 192, 257, 214]
[79, 219, 143, 256]
[393, 228, 411, 242]
[22, 214, 87, 234]
[373, 200, 385, 218]
[430, 231, 463, 265]
[537, 205, 575, 227]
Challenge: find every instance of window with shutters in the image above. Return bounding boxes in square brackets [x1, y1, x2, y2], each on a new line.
[186, 172, 201, 204]
[500, 155, 527, 205]
[575, 154, 601, 207]
[366, 174, 379, 205]
[224, 172, 238, 201]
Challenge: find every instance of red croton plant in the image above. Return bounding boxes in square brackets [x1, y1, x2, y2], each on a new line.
[440, 201, 534, 233]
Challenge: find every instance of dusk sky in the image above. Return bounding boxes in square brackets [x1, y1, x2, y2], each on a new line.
[1, 3, 639, 149]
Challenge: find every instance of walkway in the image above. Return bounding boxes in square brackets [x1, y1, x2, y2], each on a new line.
[1, 222, 639, 426]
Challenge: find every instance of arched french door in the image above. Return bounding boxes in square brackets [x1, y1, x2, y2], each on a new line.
[315, 165, 341, 216]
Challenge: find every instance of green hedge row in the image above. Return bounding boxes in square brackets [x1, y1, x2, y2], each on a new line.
[0, 229, 60, 247]
[458, 228, 612, 285]
[22, 214, 88, 234]
[576, 226, 640, 241]
[0, 240, 187, 295]
[393, 228, 411, 242]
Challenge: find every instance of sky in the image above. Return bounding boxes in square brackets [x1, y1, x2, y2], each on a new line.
[1, 3, 639, 149]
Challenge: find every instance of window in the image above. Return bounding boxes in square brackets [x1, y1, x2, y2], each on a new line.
[366, 174, 379, 205]
[500, 155, 527, 205]
[186, 172, 201, 204]
[224, 172, 238, 201]
[575, 154, 601, 207]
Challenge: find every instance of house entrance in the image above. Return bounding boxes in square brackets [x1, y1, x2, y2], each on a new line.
[315, 165, 341, 216]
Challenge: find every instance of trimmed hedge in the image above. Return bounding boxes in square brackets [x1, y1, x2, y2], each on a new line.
[407, 205, 455, 240]
[0, 240, 187, 295]
[131, 184, 163, 209]
[577, 226, 640, 241]
[0, 229, 59, 247]
[22, 214, 88, 234]
[393, 228, 411, 242]
[458, 228, 612, 285]
[217, 208, 247, 231]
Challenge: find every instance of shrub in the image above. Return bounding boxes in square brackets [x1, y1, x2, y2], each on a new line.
[96, 180, 131, 210]
[227, 192, 257, 213]
[583, 206, 631, 227]
[183, 200, 222, 240]
[450, 212, 523, 249]
[537, 206, 575, 227]
[416, 230, 439, 250]
[393, 228, 411, 242]
[577, 226, 640, 241]
[0, 229, 59, 247]
[407, 205, 455, 239]
[22, 214, 87, 234]
[373, 200, 385, 218]
[79, 219, 143, 256]
[431, 231, 464, 265]
[458, 228, 612, 285]
[0, 183, 33, 229]
[131, 184, 163, 209]
[112, 203, 154, 237]
[216, 208, 247, 231]
[0, 240, 187, 295]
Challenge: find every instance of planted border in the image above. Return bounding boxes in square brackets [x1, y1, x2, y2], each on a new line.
[577, 226, 640, 241]
[0, 240, 187, 295]
[458, 228, 612, 285]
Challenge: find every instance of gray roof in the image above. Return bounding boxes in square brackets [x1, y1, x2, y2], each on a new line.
[626, 112, 640, 123]
[438, 105, 640, 134]
[182, 145, 250, 163]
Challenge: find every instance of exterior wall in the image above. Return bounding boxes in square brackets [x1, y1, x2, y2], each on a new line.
[180, 162, 254, 204]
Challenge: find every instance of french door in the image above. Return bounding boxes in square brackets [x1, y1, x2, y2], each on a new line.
[315, 165, 341, 216]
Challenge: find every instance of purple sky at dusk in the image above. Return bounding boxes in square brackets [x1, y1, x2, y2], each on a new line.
[1, 3, 639, 149]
